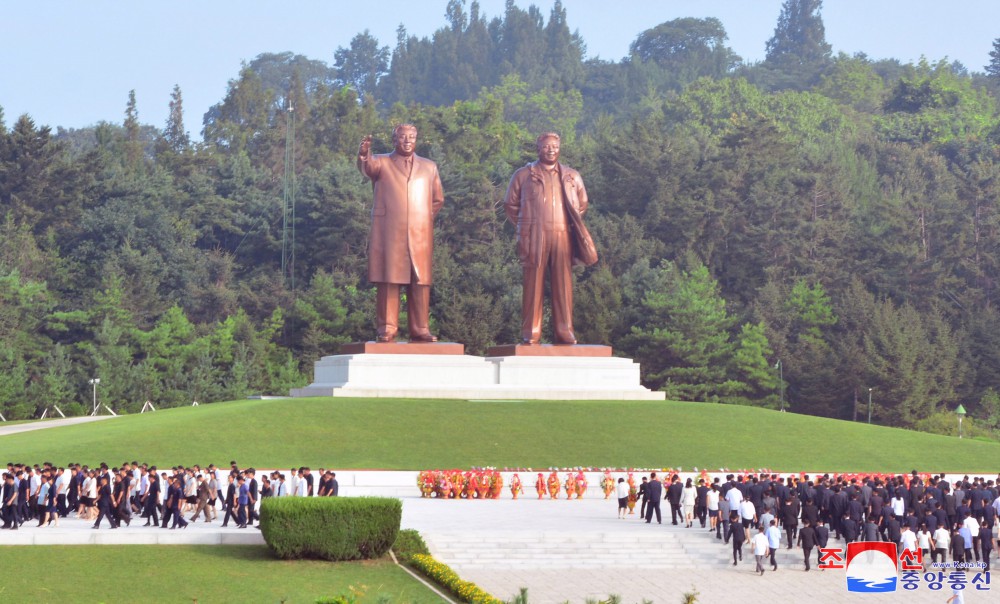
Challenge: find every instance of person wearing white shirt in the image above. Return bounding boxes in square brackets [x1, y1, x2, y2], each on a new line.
[707, 486, 720, 533]
[900, 526, 917, 554]
[740, 499, 757, 530]
[751, 528, 770, 575]
[615, 478, 630, 519]
[933, 525, 951, 563]
[725, 484, 744, 510]
[917, 526, 932, 560]
[765, 519, 782, 571]
[890, 495, 905, 518]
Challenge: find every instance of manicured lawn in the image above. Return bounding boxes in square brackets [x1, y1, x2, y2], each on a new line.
[1, 397, 997, 472]
[0, 545, 440, 603]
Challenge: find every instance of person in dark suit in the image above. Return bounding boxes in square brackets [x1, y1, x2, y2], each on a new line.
[730, 511, 746, 565]
[637, 477, 649, 519]
[246, 469, 259, 526]
[221, 474, 238, 527]
[667, 475, 683, 526]
[329, 472, 339, 497]
[841, 512, 859, 543]
[142, 467, 159, 526]
[92, 477, 115, 529]
[645, 473, 662, 524]
[798, 519, 817, 571]
[168, 477, 188, 529]
[782, 495, 800, 548]
[114, 467, 131, 527]
[814, 519, 830, 568]
[1, 473, 17, 529]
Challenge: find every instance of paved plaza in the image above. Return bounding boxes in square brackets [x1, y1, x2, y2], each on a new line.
[402, 496, 988, 603]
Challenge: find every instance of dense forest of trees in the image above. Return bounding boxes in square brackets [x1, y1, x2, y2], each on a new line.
[4, 0, 1000, 438]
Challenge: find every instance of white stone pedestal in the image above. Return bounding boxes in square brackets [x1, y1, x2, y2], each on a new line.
[290, 350, 665, 400]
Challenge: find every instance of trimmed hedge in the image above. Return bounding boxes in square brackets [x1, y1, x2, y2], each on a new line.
[392, 528, 431, 563]
[260, 497, 401, 560]
[410, 554, 502, 604]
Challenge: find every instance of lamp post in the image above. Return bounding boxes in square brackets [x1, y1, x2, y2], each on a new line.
[867, 387, 874, 424]
[88, 378, 100, 415]
[956, 404, 966, 438]
[774, 359, 784, 412]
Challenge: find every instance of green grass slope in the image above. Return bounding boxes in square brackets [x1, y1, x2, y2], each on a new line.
[1, 397, 997, 472]
[0, 545, 439, 603]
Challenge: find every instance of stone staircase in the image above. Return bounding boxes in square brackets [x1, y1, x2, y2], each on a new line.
[424, 526, 811, 571]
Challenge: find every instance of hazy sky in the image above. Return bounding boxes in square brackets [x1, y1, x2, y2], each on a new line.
[2, 1, 998, 132]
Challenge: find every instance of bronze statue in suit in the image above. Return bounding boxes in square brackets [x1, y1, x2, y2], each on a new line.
[504, 132, 596, 345]
[358, 124, 445, 342]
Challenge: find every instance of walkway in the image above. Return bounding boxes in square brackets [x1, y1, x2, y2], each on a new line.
[0, 415, 115, 437]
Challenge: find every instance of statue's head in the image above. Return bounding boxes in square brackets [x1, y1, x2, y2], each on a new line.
[392, 123, 418, 157]
[535, 132, 560, 166]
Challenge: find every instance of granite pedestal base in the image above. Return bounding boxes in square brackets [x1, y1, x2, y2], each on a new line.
[290, 343, 664, 400]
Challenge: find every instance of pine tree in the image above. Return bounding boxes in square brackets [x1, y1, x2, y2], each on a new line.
[123, 89, 142, 167]
[164, 84, 189, 153]
[986, 38, 1000, 80]
[761, 0, 832, 89]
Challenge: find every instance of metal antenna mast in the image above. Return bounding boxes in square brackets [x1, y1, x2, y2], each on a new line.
[281, 104, 296, 291]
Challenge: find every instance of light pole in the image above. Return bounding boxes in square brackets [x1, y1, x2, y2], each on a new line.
[88, 378, 100, 415]
[774, 359, 784, 412]
[867, 387, 874, 424]
[956, 404, 966, 438]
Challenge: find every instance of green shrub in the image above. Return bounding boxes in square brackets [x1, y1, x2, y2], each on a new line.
[410, 554, 501, 604]
[392, 528, 430, 563]
[260, 497, 401, 561]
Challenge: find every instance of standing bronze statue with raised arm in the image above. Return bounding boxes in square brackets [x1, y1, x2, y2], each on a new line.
[357, 124, 444, 342]
[504, 132, 597, 345]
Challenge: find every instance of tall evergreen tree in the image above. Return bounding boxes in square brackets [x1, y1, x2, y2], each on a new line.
[163, 84, 189, 153]
[123, 89, 143, 167]
[760, 0, 832, 89]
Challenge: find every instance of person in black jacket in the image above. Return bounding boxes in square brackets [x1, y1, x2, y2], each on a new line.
[798, 518, 817, 571]
[637, 477, 649, 519]
[220, 473, 238, 528]
[667, 475, 683, 525]
[814, 519, 830, 568]
[142, 468, 159, 526]
[782, 495, 800, 548]
[91, 477, 115, 529]
[730, 511, 746, 565]
[645, 473, 662, 524]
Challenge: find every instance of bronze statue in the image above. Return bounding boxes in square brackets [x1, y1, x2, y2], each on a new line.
[357, 124, 444, 342]
[504, 132, 597, 345]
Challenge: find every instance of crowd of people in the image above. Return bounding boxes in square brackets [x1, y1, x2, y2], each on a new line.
[1, 461, 339, 531]
[629, 471, 1000, 573]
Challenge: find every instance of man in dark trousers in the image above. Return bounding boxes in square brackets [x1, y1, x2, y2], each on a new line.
[781, 494, 800, 548]
[798, 518, 817, 571]
[246, 469, 259, 526]
[814, 519, 830, 569]
[667, 475, 683, 525]
[92, 476, 115, 529]
[1, 473, 17, 529]
[220, 474, 238, 527]
[637, 476, 649, 519]
[645, 473, 663, 524]
[141, 467, 159, 526]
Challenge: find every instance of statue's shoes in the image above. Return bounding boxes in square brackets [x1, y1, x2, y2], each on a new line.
[410, 334, 438, 343]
